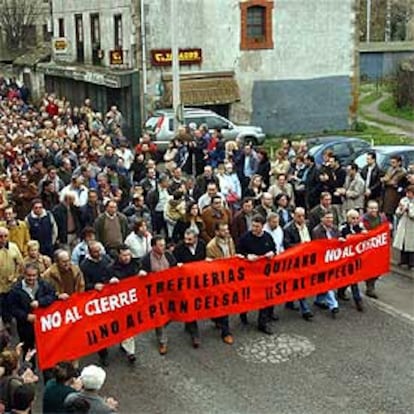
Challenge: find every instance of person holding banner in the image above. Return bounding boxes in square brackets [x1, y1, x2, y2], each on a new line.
[237, 214, 276, 334]
[338, 209, 366, 311]
[173, 229, 206, 348]
[141, 235, 177, 355]
[109, 245, 141, 363]
[43, 249, 85, 301]
[206, 222, 236, 345]
[8, 263, 57, 355]
[282, 207, 314, 321]
[361, 200, 389, 298]
[311, 210, 340, 318]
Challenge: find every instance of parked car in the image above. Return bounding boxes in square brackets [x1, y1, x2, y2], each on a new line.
[144, 108, 266, 150]
[354, 145, 414, 170]
[306, 136, 371, 166]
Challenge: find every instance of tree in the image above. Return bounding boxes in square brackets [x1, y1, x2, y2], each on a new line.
[393, 57, 414, 108]
[0, 0, 42, 50]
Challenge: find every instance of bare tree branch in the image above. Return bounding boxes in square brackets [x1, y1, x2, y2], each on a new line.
[0, 0, 42, 49]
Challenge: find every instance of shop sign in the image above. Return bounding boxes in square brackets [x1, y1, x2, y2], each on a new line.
[109, 50, 124, 65]
[53, 38, 68, 54]
[151, 48, 202, 66]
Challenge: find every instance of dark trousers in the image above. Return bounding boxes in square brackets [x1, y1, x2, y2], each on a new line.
[258, 307, 273, 328]
[400, 250, 414, 267]
[185, 321, 200, 338]
[212, 316, 231, 338]
[0, 292, 12, 325]
[152, 211, 167, 235]
[17, 324, 35, 355]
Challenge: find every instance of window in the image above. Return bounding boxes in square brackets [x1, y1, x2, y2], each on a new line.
[240, 0, 274, 50]
[114, 14, 122, 49]
[205, 116, 229, 130]
[90, 14, 100, 48]
[58, 18, 65, 37]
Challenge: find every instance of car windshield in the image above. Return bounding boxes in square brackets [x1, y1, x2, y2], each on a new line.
[354, 151, 387, 169]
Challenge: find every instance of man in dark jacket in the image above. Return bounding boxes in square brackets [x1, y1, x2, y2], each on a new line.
[173, 229, 206, 348]
[283, 207, 314, 321]
[361, 151, 382, 204]
[141, 235, 177, 355]
[9, 263, 57, 354]
[79, 240, 114, 366]
[231, 197, 254, 241]
[80, 189, 102, 227]
[108, 245, 141, 363]
[338, 209, 365, 311]
[304, 155, 321, 210]
[237, 215, 276, 334]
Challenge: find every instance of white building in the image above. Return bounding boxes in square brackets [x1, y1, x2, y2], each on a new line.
[143, 0, 358, 134]
[38, 0, 141, 138]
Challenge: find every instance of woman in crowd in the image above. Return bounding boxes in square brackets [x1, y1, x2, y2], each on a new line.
[393, 184, 414, 269]
[244, 174, 264, 205]
[23, 240, 52, 277]
[172, 202, 205, 243]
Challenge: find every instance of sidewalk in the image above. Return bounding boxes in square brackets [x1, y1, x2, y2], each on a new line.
[391, 248, 414, 280]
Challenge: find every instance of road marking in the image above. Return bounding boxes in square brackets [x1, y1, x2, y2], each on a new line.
[364, 296, 414, 325]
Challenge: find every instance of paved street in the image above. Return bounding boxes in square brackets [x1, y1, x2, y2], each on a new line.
[69, 271, 414, 414]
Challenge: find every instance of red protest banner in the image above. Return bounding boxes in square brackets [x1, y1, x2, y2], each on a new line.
[35, 224, 390, 369]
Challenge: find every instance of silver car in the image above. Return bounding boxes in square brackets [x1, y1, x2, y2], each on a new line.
[144, 108, 266, 150]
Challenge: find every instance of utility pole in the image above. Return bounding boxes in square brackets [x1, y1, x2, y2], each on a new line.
[366, 0, 371, 42]
[140, 0, 148, 122]
[170, 0, 182, 130]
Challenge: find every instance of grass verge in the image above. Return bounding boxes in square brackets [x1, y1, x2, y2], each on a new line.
[378, 95, 414, 122]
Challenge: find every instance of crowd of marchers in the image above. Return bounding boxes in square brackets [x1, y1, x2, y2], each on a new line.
[0, 75, 413, 413]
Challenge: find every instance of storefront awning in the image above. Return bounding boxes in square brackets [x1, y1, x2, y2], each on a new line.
[162, 72, 240, 106]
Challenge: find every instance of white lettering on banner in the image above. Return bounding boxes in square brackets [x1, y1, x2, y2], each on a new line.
[41, 311, 62, 332]
[85, 288, 138, 316]
[324, 232, 388, 263]
[355, 232, 388, 254]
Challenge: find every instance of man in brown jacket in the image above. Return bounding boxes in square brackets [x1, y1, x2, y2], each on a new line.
[43, 249, 85, 300]
[206, 222, 236, 345]
[201, 196, 232, 242]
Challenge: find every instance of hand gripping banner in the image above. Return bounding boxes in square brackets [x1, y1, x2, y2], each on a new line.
[35, 224, 390, 369]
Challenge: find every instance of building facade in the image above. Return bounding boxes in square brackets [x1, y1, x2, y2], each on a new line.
[38, 0, 141, 139]
[143, 0, 357, 135]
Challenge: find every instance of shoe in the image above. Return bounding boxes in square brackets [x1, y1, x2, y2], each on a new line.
[222, 334, 234, 345]
[270, 314, 279, 321]
[302, 312, 314, 321]
[355, 301, 364, 312]
[240, 314, 248, 325]
[158, 344, 168, 355]
[127, 354, 136, 363]
[285, 302, 299, 311]
[258, 325, 274, 335]
[331, 308, 339, 319]
[365, 291, 378, 299]
[192, 337, 201, 348]
[314, 302, 329, 310]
